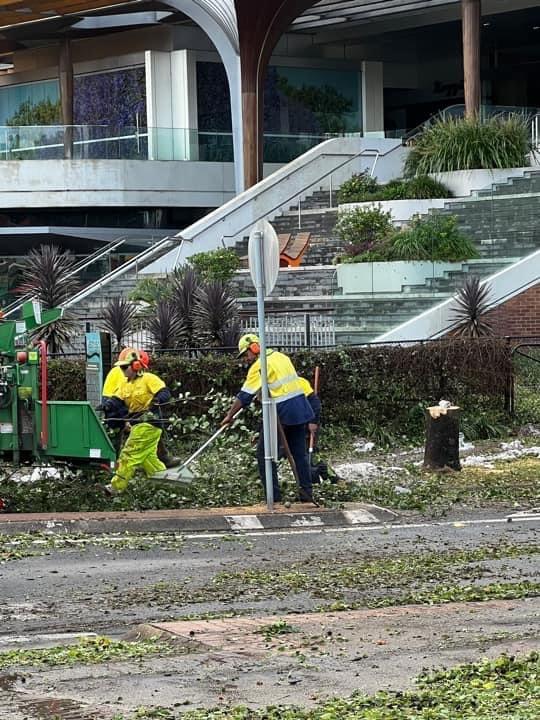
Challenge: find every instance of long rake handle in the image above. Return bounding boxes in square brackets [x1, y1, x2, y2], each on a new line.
[177, 409, 243, 472]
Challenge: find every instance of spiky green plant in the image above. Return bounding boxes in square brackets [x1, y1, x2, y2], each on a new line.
[404, 115, 531, 177]
[450, 276, 493, 337]
[100, 296, 139, 349]
[147, 300, 186, 349]
[17, 245, 79, 353]
[192, 281, 239, 346]
[170, 266, 201, 346]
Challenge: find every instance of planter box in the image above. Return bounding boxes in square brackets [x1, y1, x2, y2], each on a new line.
[430, 168, 529, 197]
[336, 260, 464, 295]
[338, 198, 447, 225]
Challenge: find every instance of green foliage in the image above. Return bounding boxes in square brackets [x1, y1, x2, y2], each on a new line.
[404, 115, 531, 176]
[451, 276, 493, 337]
[336, 210, 478, 263]
[0, 636, 173, 670]
[113, 652, 540, 719]
[188, 248, 240, 283]
[6, 98, 61, 126]
[461, 409, 508, 440]
[338, 174, 452, 203]
[336, 171, 379, 203]
[129, 277, 171, 304]
[392, 214, 479, 262]
[335, 206, 394, 262]
[18, 244, 79, 353]
[48, 340, 513, 439]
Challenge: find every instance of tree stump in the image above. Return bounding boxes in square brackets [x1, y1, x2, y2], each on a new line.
[423, 405, 461, 471]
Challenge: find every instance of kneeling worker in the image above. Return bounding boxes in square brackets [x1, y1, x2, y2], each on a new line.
[108, 350, 172, 494]
[222, 334, 315, 503]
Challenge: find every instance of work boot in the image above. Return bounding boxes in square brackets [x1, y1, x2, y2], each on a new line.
[163, 455, 182, 469]
[103, 483, 119, 497]
[298, 488, 319, 506]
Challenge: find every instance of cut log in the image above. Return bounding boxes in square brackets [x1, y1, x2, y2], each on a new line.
[423, 405, 461, 471]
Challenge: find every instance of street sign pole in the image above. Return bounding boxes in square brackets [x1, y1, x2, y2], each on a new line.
[252, 229, 274, 511]
[248, 219, 279, 512]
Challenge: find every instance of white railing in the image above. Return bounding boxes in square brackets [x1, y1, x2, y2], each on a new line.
[241, 313, 335, 348]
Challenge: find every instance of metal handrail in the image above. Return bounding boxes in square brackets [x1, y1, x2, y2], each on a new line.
[3, 234, 130, 317]
[62, 235, 178, 309]
[220, 143, 399, 244]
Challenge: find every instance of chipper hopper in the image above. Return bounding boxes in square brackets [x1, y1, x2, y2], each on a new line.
[0, 302, 115, 468]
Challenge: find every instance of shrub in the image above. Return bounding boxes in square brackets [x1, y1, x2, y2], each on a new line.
[404, 115, 531, 176]
[48, 339, 512, 443]
[335, 206, 394, 262]
[399, 175, 452, 199]
[336, 171, 378, 203]
[337, 175, 452, 204]
[129, 277, 171, 304]
[391, 214, 479, 262]
[188, 248, 240, 283]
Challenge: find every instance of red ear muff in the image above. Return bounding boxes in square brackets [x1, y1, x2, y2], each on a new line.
[249, 342, 260, 354]
[131, 360, 143, 372]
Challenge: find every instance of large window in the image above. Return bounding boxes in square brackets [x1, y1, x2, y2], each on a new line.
[0, 79, 60, 126]
[74, 67, 146, 127]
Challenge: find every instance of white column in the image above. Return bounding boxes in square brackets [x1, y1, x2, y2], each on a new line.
[145, 50, 199, 160]
[361, 61, 385, 137]
[171, 50, 199, 160]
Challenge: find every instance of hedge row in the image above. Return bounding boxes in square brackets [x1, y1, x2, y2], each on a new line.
[48, 339, 512, 437]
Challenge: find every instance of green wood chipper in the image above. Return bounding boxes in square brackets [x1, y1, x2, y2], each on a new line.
[0, 302, 116, 468]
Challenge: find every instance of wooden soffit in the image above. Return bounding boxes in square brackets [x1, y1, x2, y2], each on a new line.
[0, 0, 135, 30]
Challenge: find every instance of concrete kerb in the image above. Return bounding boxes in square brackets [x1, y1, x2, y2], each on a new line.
[0, 503, 398, 536]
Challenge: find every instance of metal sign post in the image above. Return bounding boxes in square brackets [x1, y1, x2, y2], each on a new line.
[248, 219, 279, 512]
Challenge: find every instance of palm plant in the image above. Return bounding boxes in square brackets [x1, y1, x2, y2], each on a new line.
[450, 276, 493, 337]
[101, 296, 139, 349]
[170, 266, 201, 346]
[147, 300, 186, 349]
[18, 244, 79, 353]
[192, 281, 239, 346]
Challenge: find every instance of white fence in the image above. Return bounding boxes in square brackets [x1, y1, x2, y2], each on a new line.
[240, 314, 335, 348]
[68, 313, 335, 355]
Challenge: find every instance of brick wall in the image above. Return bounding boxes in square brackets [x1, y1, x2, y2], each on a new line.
[483, 281, 540, 338]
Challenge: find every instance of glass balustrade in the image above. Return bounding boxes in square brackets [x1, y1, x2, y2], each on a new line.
[0, 125, 372, 163]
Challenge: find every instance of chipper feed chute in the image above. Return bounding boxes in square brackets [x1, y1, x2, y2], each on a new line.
[0, 302, 116, 467]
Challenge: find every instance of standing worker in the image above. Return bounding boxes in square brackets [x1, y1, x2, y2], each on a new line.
[222, 334, 314, 503]
[107, 350, 172, 494]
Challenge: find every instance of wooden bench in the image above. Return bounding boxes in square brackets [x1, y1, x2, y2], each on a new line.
[240, 233, 291, 268]
[280, 232, 311, 267]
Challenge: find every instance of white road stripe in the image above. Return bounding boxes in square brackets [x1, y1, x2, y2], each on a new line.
[183, 515, 540, 540]
[0, 631, 96, 645]
[226, 515, 264, 530]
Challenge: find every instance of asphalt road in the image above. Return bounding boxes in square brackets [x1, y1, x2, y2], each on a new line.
[1, 512, 539, 719]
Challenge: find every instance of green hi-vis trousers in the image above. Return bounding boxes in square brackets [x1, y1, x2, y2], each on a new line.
[111, 423, 166, 493]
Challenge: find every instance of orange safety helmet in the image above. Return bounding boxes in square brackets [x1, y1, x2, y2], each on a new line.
[118, 347, 137, 362]
[115, 349, 144, 373]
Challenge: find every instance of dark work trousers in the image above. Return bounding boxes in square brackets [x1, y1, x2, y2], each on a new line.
[256, 422, 312, 502]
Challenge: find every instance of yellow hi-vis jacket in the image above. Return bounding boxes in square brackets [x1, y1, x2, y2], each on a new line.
[102, 366, 126, 398]
[237, 350, 314, 426]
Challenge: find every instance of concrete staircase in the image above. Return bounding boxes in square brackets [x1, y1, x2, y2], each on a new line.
[71, 168, 540, 345]
[234, 169, 540, 342]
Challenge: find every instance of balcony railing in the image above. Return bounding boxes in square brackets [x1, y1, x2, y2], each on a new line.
[0, 125, 355, 163]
